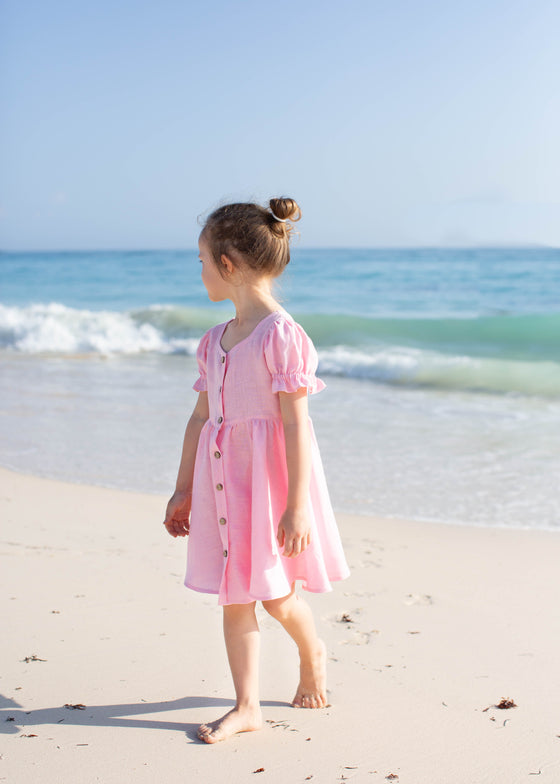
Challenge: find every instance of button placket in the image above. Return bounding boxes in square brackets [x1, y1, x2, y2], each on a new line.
[210, 348, 230, 592]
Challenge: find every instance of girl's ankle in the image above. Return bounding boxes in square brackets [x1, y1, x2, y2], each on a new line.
[235, 700, 261, 712]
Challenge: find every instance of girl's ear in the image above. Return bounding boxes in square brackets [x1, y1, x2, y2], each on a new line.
[220, 254, 235, 275]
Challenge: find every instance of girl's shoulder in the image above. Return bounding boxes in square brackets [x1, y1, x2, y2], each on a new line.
[262, 309, 318, 360]
[197, 310, 314, 356]
[264, 308, 303, 333]
[264, 309, 313, 343]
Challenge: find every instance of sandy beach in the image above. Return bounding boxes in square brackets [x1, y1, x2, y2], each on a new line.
[1, 466, 559, 783]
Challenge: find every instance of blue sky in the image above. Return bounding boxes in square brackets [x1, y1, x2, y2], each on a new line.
[1, 0, 558, 249]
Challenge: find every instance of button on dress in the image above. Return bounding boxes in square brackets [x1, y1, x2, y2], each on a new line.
[185, 310, 350, 605]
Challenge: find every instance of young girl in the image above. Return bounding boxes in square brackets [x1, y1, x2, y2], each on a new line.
[163, 197, 349, 744]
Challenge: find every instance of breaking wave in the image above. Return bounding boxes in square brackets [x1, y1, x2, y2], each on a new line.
[1, 302, 559, 396]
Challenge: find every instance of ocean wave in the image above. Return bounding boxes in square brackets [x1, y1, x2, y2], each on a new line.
[1, 302, 559, 396]
[0, 303, 200, 356]
[300, 311, 560, 361]
[319, 345, 560, 397]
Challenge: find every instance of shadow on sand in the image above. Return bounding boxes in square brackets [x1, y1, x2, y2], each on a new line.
[0, 694, 290, 742]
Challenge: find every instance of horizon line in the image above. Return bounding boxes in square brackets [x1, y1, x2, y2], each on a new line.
[1, 243, 558, 254]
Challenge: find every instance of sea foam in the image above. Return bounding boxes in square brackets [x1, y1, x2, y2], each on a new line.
[0, 303, 199, 356]
[1, 302, 559, 397]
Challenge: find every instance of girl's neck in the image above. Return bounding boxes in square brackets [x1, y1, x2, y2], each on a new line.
[229, 281, 281, 326]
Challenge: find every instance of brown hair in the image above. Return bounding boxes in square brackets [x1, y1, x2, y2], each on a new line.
[200, 197, 302, 278]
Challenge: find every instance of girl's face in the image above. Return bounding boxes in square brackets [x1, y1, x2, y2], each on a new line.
[198, 235, 230, 302]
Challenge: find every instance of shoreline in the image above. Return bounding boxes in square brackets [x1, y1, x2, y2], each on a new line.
[2, 349, 559, 529]
[2, 462, 559, 535]
[2, 466, 560, 782]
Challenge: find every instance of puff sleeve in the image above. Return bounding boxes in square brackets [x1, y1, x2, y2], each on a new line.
[264, 317, 326, 395]
[192, 330, 210, 392]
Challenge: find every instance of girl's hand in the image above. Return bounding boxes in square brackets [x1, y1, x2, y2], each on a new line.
[277, 507, 312, 558]
[163, 490, 192, 538]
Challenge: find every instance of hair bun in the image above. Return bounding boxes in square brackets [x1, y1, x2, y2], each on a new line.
[269, 197, 302, 223]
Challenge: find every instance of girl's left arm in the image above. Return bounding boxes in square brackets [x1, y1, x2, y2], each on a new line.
[277, 388, 312, 558]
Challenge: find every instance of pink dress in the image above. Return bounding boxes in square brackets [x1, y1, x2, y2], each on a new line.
[185, 309, 350, 605]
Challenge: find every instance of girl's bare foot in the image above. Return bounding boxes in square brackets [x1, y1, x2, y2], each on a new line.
[292, 638, 327, 708]
[197, 705, 263, 744]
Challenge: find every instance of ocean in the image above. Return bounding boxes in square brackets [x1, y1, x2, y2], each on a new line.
[1, 247, 559, 529]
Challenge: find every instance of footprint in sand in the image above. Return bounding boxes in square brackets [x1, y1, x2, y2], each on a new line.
[339, 630, 379, 646]
[402, 594, 433, 606]
[358, 559, 383, 569]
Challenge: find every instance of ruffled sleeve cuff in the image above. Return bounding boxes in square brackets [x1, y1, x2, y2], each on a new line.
[192, 329, 210, 392]
[271, 372, 326, 395]
[192, 376, 207, 392]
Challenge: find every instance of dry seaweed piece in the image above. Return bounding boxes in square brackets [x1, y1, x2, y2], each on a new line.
[64, 703, 86, 710]
[266, 719, 290, 729]
[483, 697, 518, 712]
[339, 613, 354, 623]
[22, 655, 47, 663]
[386, 775, 399, 781]
[496, 698, 517, 709]
[253, 768, 265, 774]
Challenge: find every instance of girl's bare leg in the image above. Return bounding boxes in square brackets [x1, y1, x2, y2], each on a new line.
[197, 601, 263, 743]
[262, 588, 327, 708]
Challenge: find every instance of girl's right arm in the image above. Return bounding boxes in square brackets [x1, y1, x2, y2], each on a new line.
[163, 391, 209, 538]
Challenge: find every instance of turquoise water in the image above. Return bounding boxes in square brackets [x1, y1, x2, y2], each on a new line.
[1, 247, 560, 396]
[3, 247, 560, 316]
[1, 247, 559, 528]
